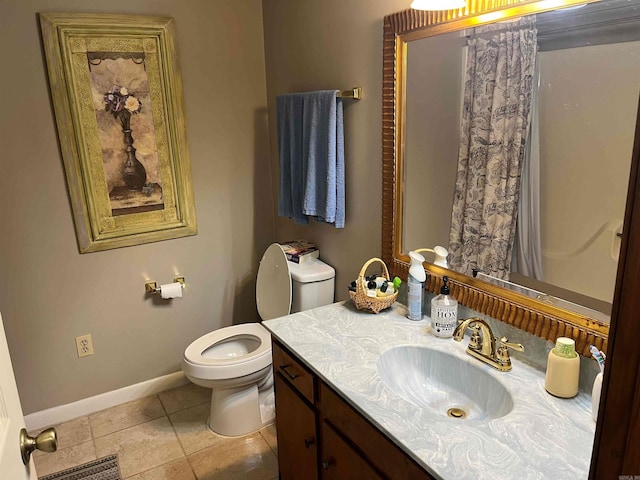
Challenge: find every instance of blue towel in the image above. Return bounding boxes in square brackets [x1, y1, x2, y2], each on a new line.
[277, 90, 345, 228]
[277, 93, 308, 224]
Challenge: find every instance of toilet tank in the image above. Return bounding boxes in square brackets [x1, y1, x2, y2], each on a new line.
[288, 259, 335, 313]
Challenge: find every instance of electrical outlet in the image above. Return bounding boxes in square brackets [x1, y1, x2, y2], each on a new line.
[75, 334, 94, 358]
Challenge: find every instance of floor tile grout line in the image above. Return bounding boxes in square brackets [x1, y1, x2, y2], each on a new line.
[163, 404, 185, 458]
[157, 391, 171, 416]
[96, 414, 186, 479]
[259, 429, 278, 458]
[120, 457, 194, 480]
[156, 392, 169, 417]
[89, 394, 167, 440]
[164, 404, 200, 479]
[87, 412, 98, 461]
[87, 413, 96, 440]
[163, 400, 236, 457]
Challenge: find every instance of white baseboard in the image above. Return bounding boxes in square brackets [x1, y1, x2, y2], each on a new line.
[24, 371, 189, 432]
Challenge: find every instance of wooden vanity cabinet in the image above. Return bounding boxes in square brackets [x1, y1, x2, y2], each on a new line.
[320, 421, 384, 479]
[274, 373, 318, 479]
[272, 340, 435, 480]
[273, 342, 318, 479]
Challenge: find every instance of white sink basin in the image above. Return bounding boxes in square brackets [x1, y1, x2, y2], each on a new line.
[377, 345, 514, 421]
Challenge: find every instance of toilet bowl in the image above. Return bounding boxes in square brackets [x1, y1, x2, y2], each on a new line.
[182, 243, 335, 437]
[182, 323, 275, 436]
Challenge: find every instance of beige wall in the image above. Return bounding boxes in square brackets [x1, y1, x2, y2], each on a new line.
[539, 42, 640, 303]
[262, 0, 408, 299]
[0, 0, 273, 413]
[2, 0, 414, 415]
[403, 32, 465, 253]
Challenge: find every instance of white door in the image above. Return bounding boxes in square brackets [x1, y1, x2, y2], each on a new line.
[0, 312, 37, 479]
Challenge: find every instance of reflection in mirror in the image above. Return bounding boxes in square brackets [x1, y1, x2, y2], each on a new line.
[402, 0, 640, 320]
[471, 269, 611, 323]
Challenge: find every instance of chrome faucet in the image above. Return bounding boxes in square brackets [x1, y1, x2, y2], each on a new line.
[453, 317, 524, 372]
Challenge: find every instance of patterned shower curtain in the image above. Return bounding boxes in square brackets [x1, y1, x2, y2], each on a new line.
[448, 18, 538, 279]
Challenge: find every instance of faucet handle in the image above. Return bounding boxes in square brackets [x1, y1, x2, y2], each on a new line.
[496, 337, 524, 367]
[468, 324, 482, 350]
[498, 337, 524, 352]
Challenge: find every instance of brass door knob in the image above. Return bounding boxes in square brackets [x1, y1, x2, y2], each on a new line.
[20, 427, 57, 465]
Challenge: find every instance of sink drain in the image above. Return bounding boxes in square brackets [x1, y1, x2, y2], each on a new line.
[447, 407, 467, 419]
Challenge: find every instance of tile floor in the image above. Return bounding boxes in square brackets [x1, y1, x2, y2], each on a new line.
[32, 383, 279, 480]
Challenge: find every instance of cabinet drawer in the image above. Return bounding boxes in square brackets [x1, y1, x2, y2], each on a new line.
[272, 340, 316, 403]
[320, 383, 435, 480]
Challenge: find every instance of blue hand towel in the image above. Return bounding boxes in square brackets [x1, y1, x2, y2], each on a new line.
[277, 93, 308, 224]
[276, 90, 345, 228]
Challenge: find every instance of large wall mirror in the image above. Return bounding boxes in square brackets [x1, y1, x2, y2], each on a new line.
[382, 0, 640, 354]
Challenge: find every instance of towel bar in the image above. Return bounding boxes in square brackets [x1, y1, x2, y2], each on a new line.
[337, 87, 362, 99]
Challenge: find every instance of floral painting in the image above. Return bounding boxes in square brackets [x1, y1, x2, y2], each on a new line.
[88, 53, 164, 216]
[39, 13, 197, 253]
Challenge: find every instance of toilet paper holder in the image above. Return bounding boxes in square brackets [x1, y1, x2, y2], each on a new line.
[145, 276, 185, 294]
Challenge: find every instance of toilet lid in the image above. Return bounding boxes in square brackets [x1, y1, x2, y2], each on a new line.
[256, 243, 292, 320]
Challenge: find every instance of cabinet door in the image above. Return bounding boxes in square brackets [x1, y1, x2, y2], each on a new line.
[320, 422, 384, 480]
[275, 373, 318, 480]
[320, 383, 434, 480]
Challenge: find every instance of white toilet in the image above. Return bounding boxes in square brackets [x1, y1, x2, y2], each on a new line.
[182, 243, 335, 437]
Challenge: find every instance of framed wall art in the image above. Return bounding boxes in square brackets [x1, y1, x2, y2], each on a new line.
[39, 13, 197, 253]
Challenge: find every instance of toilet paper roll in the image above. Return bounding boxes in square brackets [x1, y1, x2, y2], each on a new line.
[160, 282, 183, 299]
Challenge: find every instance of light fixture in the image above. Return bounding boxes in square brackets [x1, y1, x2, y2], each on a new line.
[411, 0, 466, 10]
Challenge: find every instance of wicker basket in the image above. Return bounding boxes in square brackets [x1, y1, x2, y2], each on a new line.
[349, 257, 398, 313]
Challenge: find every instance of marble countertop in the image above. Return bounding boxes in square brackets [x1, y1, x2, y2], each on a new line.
[263, 301, 595, 480]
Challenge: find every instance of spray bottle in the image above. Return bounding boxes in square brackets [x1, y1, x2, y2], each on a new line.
[407, 251, 426, 321]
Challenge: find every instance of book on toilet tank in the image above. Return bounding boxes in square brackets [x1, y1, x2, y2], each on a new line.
[280, 240, 319, 263]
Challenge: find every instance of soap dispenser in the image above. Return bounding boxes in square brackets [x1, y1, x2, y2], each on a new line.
[430, 276, 458, 337]
[407, 251, 426, 321]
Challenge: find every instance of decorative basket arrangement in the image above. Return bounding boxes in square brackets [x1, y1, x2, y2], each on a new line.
[349, 257, 398, 314]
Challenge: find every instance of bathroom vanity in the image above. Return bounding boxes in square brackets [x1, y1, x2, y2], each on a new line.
[272, 340, 431, 479]
[264, 301, 595, 480]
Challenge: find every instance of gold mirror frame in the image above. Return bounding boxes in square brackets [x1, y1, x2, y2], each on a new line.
[381, 0, 610, 356]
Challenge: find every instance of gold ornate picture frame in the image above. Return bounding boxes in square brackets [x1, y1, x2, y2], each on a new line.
[40, 13, 197, 253]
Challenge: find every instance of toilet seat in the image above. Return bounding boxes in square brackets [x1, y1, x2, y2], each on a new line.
[183, 323, 271, 380]
[256, 243, 292, 320]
